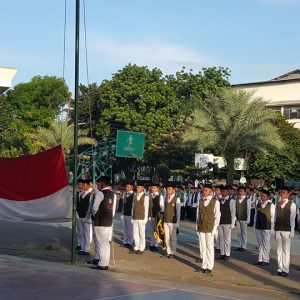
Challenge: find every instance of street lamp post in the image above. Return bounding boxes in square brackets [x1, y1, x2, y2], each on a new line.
[71, 0, 80, 264]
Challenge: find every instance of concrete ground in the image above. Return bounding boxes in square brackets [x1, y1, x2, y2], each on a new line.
[0, 214, 299, 299]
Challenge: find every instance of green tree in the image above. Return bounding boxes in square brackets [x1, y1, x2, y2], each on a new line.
[0, 76, 70, 157]
[184, 88, 283, 184]
[7, 75, 69, 131]
[166, 66, 230, 114]
[27, 120, 95, 159]
[249, 114, 300, 182]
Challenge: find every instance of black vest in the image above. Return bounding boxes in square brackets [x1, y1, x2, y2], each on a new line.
[164, 196, 177, 223]
[123, 193, 134, 216]
[255, 202, 272, 230]
[236, 197, 248, 221]
[77, 192, 92, 218]
[149, 194, 161, 218]
[220, 199, 232, 225]
[94, 190, 114, 227]
[275, 201, 292, 232]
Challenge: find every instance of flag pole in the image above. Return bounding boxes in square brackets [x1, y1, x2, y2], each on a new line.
[71, 0, 80, 264]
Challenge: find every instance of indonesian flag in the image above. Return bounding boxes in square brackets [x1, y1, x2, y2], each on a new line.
[0, 145, 72, 220]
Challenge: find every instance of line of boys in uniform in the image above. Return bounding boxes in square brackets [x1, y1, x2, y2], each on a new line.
[118, 182, 298, 277]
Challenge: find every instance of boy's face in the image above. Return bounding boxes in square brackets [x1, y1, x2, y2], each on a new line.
[215, 188, 221, 196]
[260, 193, 269, 202]
[280, 190, 289, 199]
[221, 189, 229, 197]
[239, 189, 246, 197]
[82, 183, 90, 191]
[150, 186, 159, 193]
[125, 184, 133, 192]
[136, 186, 144, 193]
[167, 187, 175, 195]
[202, 188, 212, 198]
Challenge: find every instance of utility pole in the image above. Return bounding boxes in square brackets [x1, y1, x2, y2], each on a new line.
[71, 0, 80, 264]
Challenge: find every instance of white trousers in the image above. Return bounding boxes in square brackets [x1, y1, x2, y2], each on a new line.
[276, 231, 291, 273]
[236, 220, 248, 249]
[133, 220, 146, 251]
[149, 218, 158, 247]
[197, 232, 203, 259]
[199, 232, 214, 270]
[77, 218, 91, 252]
[94, 226, 112, 267]
[218, 225, 232, 256]
[123, 216, 133, 245]
[255, 229, 271, 263]
[214, 229, 220, 249]
[164, 223, 177, 255]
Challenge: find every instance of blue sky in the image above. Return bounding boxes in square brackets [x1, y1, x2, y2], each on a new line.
[1, 0, 300, 90]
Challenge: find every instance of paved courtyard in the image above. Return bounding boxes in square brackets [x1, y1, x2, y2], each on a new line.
[0, 214, 299, 299]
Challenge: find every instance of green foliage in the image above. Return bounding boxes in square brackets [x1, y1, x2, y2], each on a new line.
[249, 114, 300, 180]
[95, 64, 179, 146]
[184, 88, 283, 184]
[165, 66, 230, 114]
[74, 64, 231, 180]
[27, 120, 95, 159]
[0, 76, 70, 157]
[7, 75, 69, 130]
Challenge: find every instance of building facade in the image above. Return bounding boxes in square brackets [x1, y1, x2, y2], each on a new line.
[0, 66, 17, 94]
[233, 70, 300, 129]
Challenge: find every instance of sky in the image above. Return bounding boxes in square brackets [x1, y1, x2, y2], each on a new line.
[1, 0, 300, 91]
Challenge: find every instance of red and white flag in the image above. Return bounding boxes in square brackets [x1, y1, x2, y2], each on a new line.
[0, 145, 72, 220]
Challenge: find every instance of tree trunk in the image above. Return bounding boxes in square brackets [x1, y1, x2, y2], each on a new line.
[226, 156, 235, 185]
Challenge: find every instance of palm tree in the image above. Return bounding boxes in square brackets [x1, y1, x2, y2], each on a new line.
[184, 88, 283, 184]
[27, 120, 95, 159]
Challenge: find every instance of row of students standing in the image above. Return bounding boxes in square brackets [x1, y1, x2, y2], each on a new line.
[194, 185, 297, 277]
[76, 176, 116, 270]
[121, 181, 181, 258]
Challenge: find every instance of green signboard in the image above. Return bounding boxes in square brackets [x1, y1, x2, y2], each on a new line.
[116, 130, 145, 158]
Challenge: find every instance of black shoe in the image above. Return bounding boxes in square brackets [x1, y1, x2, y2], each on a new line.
[261, 262, 269, 266]
[78, 251, 90, 255]
[129, 249, 138, 254]
[92, 266, 108, 271]
[76, 246, 81, 251]
[255, 261, 263, 266]
[281, 272, 289, 277]
[137, 250, 144, 255]
[239, 248, 246, 252]
[223, 256, 230, 261]
[202, 269, 207, 273]
[205, 269, 213, 275]
[149, 246, 158, 252]
[195, 258, 203, 263]
[218, 255, 225, 260]
[277, 271, 282, 276]
[87, 259, 99, 265]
